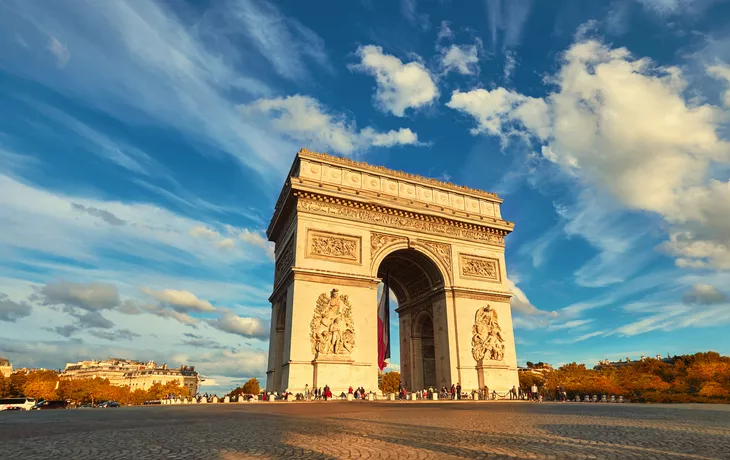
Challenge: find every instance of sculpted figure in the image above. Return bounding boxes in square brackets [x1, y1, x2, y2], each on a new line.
[310, 289, 356, 357]
[471, 305, 505, 362]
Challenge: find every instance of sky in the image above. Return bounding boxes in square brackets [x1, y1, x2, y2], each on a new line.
[1, 0, 730, 394]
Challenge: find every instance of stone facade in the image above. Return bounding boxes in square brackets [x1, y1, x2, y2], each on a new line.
[61, 358, 200, 395]
[265, 149, 518, 395]
[0, 357, 12, 378]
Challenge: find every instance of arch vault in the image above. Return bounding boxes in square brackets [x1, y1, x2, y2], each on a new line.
[265, 149, 518, 395]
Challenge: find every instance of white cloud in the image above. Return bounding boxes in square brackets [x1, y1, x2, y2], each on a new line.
[503, 50, 517, 81]
[0, 293, 32, 322]
[506, 277, 557, 317]
[400, 0, 430, 30]
[551, 330, 607, 344]
[485, 0, 533, 50]
[190, 226, 221, 240]
[440, 45, 479, 76]
[682, 283, 728, 305]
[207, 312, 269, 339]
[141, 287, 216, 313]
[449, 37, 730, 270]
[350, 45, 439, 117]
[216, 238, 236, 250]
[47, 35, 70, 67]
[237, 229, 268, 248]
[548, 319, 594, 331]
[708, 63, 730, 107]
[447, 87, 550, 142]
[0, 0, 305, 182]
[228, 0, 333, 81]
[636, 0, 722, 15]
[239, 95, 421, 155]
[33, 281, 120, 311]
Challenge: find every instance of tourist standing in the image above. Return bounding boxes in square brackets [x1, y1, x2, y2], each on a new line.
[456, 383, 462, 400]
[531, 383, 538, 401]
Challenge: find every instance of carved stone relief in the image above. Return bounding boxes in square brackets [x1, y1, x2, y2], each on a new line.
[418, 239, 452, 275]
[274, 238, 295, 286]
[471, 305, 505, 362]
[370, 232, 407, 262]
[297, 197, 505, 245]
[459, 254, 500, 281]
[306, 230, 361, 264]
[310, 289, 356, 357]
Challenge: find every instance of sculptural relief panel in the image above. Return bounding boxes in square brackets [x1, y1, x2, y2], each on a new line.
[471, 305, 505, 362]
[306, 229, 361, 264]
[310, 289, 356, 357]
[417, 239, 452, 276]
[459, 254, 501, 281]
[297, 197, 506, 246]
[274, 237, 295, 287]
[370, 232, 408, 268]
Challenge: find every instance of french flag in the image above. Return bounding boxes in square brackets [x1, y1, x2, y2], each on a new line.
[377, 272, 391, 371]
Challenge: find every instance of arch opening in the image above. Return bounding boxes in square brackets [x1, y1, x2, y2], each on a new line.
[377, 249, 446, 391]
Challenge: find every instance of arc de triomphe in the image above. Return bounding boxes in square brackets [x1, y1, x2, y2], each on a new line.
[266, 149, 518, 395]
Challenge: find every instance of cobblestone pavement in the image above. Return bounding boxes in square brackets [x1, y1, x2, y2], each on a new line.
[2, 401, 729, 459]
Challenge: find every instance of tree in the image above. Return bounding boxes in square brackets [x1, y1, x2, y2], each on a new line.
[229, 378, 262, 398]
[379, 371, 400, 394]
[22, 370, 59, 400]
[242, 378, 260, 395]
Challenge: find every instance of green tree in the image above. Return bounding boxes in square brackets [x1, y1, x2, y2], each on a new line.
[379, 371, 400, 394]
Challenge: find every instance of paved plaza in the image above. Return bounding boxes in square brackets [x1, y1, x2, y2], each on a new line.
[2, 401, 729, 459]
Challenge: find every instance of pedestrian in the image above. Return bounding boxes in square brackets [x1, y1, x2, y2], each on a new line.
[531, 383, 538, 401]
[456, 383, 462, 400]
[510, 386, 517, 400]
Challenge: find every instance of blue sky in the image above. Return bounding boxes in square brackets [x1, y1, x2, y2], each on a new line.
[1, 0, 730, 393]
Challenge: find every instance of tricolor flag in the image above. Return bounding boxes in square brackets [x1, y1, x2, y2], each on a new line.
[377, 272, 391, 370]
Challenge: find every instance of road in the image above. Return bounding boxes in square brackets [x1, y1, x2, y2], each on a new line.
[2, 401, 729, 459]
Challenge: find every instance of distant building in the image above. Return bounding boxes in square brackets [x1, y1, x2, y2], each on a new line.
[594, 354, 674, 370]
[0, 357, 12, 377]
[60, 358, 200, 395]
[124, 364, 200, 396]
[518, 362, 553, 376]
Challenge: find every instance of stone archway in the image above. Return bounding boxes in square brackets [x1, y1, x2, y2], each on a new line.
[377, 249, 444, 391]
[265, 149, 518, 395]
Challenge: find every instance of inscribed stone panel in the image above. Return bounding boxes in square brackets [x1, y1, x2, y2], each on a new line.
[306, 229, 361, 264]
[459, 254, 500, 282]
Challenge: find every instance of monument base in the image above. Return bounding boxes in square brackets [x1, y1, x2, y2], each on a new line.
[313, 355, 354, 394]
[476, 361, 518, 396]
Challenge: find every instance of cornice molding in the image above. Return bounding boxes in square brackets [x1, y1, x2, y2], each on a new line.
[295, 191, 508, 246]
[298, 148, 502, 202]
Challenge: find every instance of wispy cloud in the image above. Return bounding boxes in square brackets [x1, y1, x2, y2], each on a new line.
[0, 0, 308, 183]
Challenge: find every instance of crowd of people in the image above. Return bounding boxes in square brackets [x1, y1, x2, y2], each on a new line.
[257, 383, 569, 402]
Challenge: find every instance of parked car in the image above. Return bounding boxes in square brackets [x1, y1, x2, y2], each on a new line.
[77, 403, 95, 409]
[31, 400, 69, 410]
[98, 401, 119, 408]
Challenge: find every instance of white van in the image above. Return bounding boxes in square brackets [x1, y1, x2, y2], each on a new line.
[0, 397, 36, 411]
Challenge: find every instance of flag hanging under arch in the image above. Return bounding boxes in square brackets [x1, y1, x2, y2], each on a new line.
[377, 272, 391, 370]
